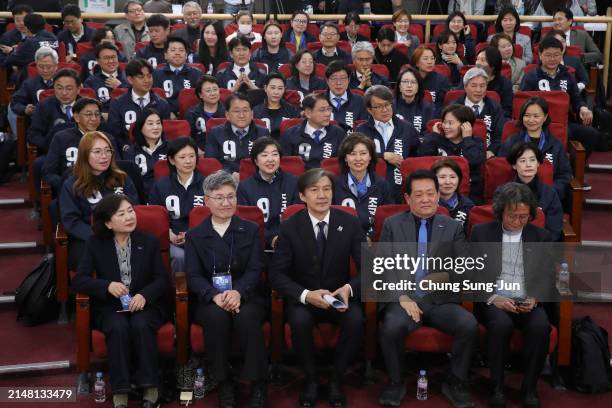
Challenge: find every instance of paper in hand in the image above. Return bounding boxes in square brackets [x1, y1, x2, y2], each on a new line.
[323, 294, 347, 310]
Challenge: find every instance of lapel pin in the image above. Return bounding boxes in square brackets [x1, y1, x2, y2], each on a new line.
[337, 226, 343, 232]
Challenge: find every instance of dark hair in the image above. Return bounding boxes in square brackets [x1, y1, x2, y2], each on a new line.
[325, 60, 350, 79]
[198, 21, 228, 72]
[446, 11, 467, 40]
[167, 137, 198, 173]
[436, 30, 459, 55]
[478, 47, 502, 77]
[364, 84, 393, 108]
[431, 157, 464, 189]
[261, 22, 285, 50]
[491, 182, 538, 222]
[264, 72, 286, 87]
[195, 74, 219, 98]
[73, 97, 102, 113]
[405, 169, 439, 195]
[290, 49, 314, 78]
[517, 96, 551, 130]
[337, 133, 377, 175]
[11, 4, 33, 15]
[61, 4, 82, 20]
[147, 13, 170, 29]
[94, 42, 118, 59]
[344, 11, 361, 26]
[228, 35, 252, 51]
[125, 58, 153, 77]
[92, 194, 134, 237]
[164, 36, 189, 53]
[24, 13, 45, 34]
[377, 26, 395, 42]
[250, 136, 282, 164]
[53, 68, 82, 86]
[411, 45, 435, 67]
[392, 9, 412, 24]
[395, 66, 425, 102]
[91, 27, 113, 47]
[490, 33, 515, 58]
[555, 7, 574, 21]
[319, 22, 340, 35]
[441, 104, 475, 126]
[224, 92, 252, 111]
[297, 168, 334, 194]
[506, 142, 544, 166]
[538, 36, 563, 53]
[132, 108, 162, 147]
[123, 0, 143, 14]
[495, 6, 521, 36]
[301, 92, 329, 110]
[291, 10, 309, 24]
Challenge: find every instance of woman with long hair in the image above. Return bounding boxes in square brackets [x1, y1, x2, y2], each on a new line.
[197, 20, 229, 75]
[285, 49, 327, 96]
[475, 47, 514, 117]
[251, 22, 293, 73]
[393, 66, 435, 137]
[253, 73, 301, 140]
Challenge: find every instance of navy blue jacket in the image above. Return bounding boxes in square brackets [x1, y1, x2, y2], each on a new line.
[422, 71, 451, 116]
[564, 54, 588, 89]
[135, 43, 166, 69]
[0, 28, 26, 47]
[348, 70, 390, 90]
[4, 31, 58, 68]
[80, 50, 128, 81]
[10, 75, 53, 115]
[327, 90, 369, 131]
[280, 121, 346, 169]
[42, 127, 118, 192]
[204, 121, 269, 173]
[185, 103, 226, 148]
[57, 25, 94, 57]
[153, 64, 202, 113]
[285, 75, 327, 97]
[435, 54, 465, 87]
[418, 133, 486, 203]
[498, 131, 572, 201]
[438, 193, 474, 234]
[313, 47, 352, 65]
[124, 140, 168, 196]
[237, 170, 300, 247]
[83, 67, 129, 112]
[148, 171, 206, 234]
[59, 172, 139, 241]
[355, 116, 420, 202]
[253, 100, 301, 140]
[27, 95, 77, 153]
[282, 29, 316, 51]
[106, 89, 171, 150]
[185, 215, 265, 304]
[333, 171, 393, 237]
[520, 64, 586, 113]
[487, 75, 513, 118]
[394, 96, 435, 138]
[519, 175, 563, 242]
[251, 47, 293, 73]
[215, 62, 267, 93]
[450, 95, 508, 155]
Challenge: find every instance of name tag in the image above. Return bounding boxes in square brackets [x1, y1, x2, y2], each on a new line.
[212, 273, 232, 292]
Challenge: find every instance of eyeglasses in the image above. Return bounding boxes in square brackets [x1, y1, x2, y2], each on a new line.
[293, 19, 308, 24]
[100, 55, 118, 61]
[127, 8, 144, 14]
[370, 103, 392, 111]
[206, 194, 237, 204]
[81, 111, 101, 118]
[91, 148, 113, 157]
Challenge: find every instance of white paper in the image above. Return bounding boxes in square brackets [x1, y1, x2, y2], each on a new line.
[323, 294, 347, 310]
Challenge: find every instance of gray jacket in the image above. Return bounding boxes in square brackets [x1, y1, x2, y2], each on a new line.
[113, 22, 150, 60]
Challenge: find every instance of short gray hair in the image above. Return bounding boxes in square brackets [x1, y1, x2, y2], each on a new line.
[35, 46, 58, 64]
[463, 67, 488, 86]
[351, 41, 375, 59]
[364, 84, 393, 108]
[491, 182, 538, 222]
[202, 170, 237, 195]
[182, 1, 202, 13]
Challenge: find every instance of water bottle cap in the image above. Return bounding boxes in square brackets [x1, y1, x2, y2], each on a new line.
[196, 368, 203, 375]
[561, 262, 568, 268]
[419, 369, 426, 375]
[96, 372, 103, 378]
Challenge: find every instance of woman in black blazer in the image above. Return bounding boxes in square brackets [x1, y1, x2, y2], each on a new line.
[184, 170, 268, 408]
[71, 194, 168, 408]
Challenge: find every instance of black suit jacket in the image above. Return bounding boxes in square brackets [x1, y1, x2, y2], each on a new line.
[71, 230, 169, 316]
[269, 208, 365, 304]
[470, 221, 557, 302]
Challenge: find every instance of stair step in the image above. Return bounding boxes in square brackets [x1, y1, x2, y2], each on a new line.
[581, 209, 612, 242]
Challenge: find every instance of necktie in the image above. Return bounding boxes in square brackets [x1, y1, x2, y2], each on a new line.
[316, 221, 327, 262]
[239, 67, 245, 75]
[415, 219, 428, 298]
[137, 97, 145, 109]
[235, 129, 246, 139]
[313, 129, 322, 144]
[65, 105, 72, 120]
[333, 97, 343, 110]
[472, 104, 480, 117]
[378, 122, 390, 147]
[45, 80, 52, 87]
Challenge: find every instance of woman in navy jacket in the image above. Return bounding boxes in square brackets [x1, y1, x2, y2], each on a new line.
[185, 170, 268, 407]
[475, 47, 514, 118]
[124, 108, 168, 199]
[185, 75, 226, 149]
[393, 66, 435, 138]
[332, 133, 393, 239]
[71, 194, 168, 408]
[431, 157, 475, 234]
[59, 131, 138, 270]
[285, 49, 327, 98]
[253, 73, 301, 140]
[251, 22, 294, 73]
[412, 46, 451, 116]
[435, 30, 466, 87]
[148, 138, 205, 273]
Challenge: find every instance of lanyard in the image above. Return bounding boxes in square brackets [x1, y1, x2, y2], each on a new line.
[212, 232, 234, 276]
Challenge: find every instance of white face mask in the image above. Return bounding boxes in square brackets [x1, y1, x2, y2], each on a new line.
[238, 24, 252, 35]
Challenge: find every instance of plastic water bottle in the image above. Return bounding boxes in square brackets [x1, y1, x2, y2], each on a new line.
[207, 2, 214, 14]
[304, 4, 314, 14]
[559, 262, 570, 294]
[416, 370, 428, 401]
[94, 372, 106, 403]
[193, 368, 205, 399]
[515, 0, 525, 15]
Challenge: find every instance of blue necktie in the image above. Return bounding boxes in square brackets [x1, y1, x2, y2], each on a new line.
[65, 105, 73, 120]
[45, 80, 52, 87]
[316, 221, 327, 263]
[235, 129, 246, 139]
[415, 219, 428, 298]
[472, 104, 480, 117]
[313, 129, 322, 144]
[333, 97, 343, 110]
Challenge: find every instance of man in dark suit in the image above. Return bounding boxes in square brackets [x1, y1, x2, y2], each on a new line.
[269, 168, 366, 408]
[378, 170, 478, 407]
[470, 182, 556, 408]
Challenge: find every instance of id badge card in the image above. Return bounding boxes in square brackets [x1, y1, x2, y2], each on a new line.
[212, 273, 232, 292]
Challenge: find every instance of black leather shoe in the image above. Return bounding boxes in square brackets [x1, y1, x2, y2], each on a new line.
[142, 400, 158, 408]
[522, 392, 541, 408]
[442, 376, 475, 408]
[328, 381, 346, 408]
[299, 381, 319, 408]
[378, 382, 406, 406]
[488, 387, 506, 408]
[218, 380, 236, 408]
[249, 382, 267, 408]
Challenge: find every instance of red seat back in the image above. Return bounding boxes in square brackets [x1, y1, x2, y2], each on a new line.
[284, 90, 302, 107]
[178, 88, 199, 119]
[432, 64, 451, 79]
[163, 120, 190, 140]
[279, 118, 304, 136]
[468, 204, 545, 236]
[238, 156, 305, 180]
[512, 91, 570, 126]
[400, 156, 471, 196]
[134, 205, 170, 268]
[338, 23, 372, 40]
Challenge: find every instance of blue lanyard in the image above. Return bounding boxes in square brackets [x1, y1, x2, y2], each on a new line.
[441, 193, 459, 209]
[523, 130, 546, 151]
[349, 172, 369, 197]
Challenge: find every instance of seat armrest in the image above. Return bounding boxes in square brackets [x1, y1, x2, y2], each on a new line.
[75, 292, 91, 373]
[16, 115, 27, 167]
[568, 140, 586, 186]
[27, 144, 38, 202]
[558, 299, 573, 366]
[175, 272, 189, 365]
[568, 178, 584, 241]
